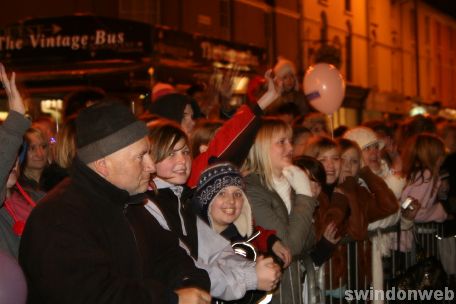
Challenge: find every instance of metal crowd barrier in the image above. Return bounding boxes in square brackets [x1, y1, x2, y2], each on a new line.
[302, 222, 455, 304]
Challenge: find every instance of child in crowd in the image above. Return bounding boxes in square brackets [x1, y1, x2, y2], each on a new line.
[146, 120, 283, 301]
[303, 136, 368, 298]
[193, 162, 291, 302]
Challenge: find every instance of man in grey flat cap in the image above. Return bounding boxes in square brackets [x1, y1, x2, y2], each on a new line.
[19, 101, 211, 304]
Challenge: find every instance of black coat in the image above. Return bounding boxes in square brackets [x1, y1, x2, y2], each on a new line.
[19, 158, 209, 304]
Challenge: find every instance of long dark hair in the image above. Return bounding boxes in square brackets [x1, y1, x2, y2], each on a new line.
[293, 155, 326, 187]
[401, 133, 446, 193]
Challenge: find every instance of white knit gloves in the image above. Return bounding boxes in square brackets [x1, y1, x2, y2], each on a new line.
[282, 165, 313, 197]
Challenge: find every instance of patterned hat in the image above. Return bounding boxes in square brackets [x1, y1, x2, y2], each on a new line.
[193, 163, 253, 237]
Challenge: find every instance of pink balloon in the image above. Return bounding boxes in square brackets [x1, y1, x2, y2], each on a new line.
[0, 250, 27, 304]
[303, 63, 346, 115]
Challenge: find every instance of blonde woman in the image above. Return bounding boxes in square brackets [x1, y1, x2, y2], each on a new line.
[40, 117, 77, 192]
[53, 117, 77, 169]
[243, 118, 318, 304]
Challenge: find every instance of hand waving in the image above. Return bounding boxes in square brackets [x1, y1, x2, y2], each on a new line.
[0, 63, 25, 114]
[257, 69, 283, 110]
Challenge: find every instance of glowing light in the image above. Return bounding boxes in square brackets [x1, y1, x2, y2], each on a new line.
[40, 99, 63, 112]
[410, 105, 426, 116]
[233, 76, 249, 94]
[0, 112, 8, 120]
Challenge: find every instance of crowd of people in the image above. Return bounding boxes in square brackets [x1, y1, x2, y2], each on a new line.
[0, 56, 455, 304]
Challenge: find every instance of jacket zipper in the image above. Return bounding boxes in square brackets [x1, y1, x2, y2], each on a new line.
[123, 204, 142, 277]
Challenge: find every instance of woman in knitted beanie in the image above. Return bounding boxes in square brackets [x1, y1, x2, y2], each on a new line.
[193, 162, 291, 264]
[193, 162, 292, 303]
[193, 162, 252, 239]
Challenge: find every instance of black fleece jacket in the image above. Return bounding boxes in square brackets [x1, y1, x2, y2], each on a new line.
[19, 158, 209, 304]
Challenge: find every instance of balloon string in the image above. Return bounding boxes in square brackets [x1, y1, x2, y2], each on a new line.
[328, 114, 334, 139]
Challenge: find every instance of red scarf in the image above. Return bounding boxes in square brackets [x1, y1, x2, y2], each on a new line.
[3, 182, 37, 236]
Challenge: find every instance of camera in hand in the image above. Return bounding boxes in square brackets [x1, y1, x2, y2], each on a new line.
[401, 197, 414, 210]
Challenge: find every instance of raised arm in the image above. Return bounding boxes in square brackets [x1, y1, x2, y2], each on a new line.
[188, 71, 281, 188]
[0, 63, 31, 204]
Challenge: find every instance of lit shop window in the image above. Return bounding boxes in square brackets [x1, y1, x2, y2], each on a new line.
[410, 105, 427, 116]
[41, 99, 63, 124]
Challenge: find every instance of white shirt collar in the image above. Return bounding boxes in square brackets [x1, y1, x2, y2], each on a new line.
[153, 177, 174, 189]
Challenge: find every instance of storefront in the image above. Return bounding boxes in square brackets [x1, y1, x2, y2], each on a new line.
[0, 15, 153, 120]
[0, 15, 268, 121]
[151, 25, 267, 83]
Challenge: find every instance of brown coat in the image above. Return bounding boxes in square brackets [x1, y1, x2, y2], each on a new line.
[359, 167, 399, 222]
[314, 192, 349, 240]
[338, 176, 369, 241]
[313, 192, 351, 288]
[313, 168, 398, 290]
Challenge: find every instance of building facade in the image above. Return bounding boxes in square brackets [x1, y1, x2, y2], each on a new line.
[1, 0, 455, 121]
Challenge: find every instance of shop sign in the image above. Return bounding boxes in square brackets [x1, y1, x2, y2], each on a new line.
[0, 15, 152, 64]
[199, 40, 261, 67]
[154, 27, 266, 69]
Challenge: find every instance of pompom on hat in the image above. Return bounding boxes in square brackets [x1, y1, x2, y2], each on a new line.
[152, 82, 175, 101]
[76, 100, 148, 163]
[343, 126, 385, 150]
[193, 163, 253, 237]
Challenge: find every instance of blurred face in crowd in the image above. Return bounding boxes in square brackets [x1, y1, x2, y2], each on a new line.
[443, 128, 456, 154]
[210, 186, 244, 233]
[317, 148, 341, 184]
[103, 137, 154, 195]
[269, 130, 293, 177]
[181, 104, 195, 136]
[309, 123, 328, 137]
[281, 73, 296, 92]
[340, 148, 361, 182]
[293, 132, 312, 158]
[362, 143, 382, 173]
[193, 91, 207, 108]
[155, 138, 192, 185]
[25, 132, 49, 172]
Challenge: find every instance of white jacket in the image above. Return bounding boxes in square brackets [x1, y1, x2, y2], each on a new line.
[145, 200, 257, 301]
